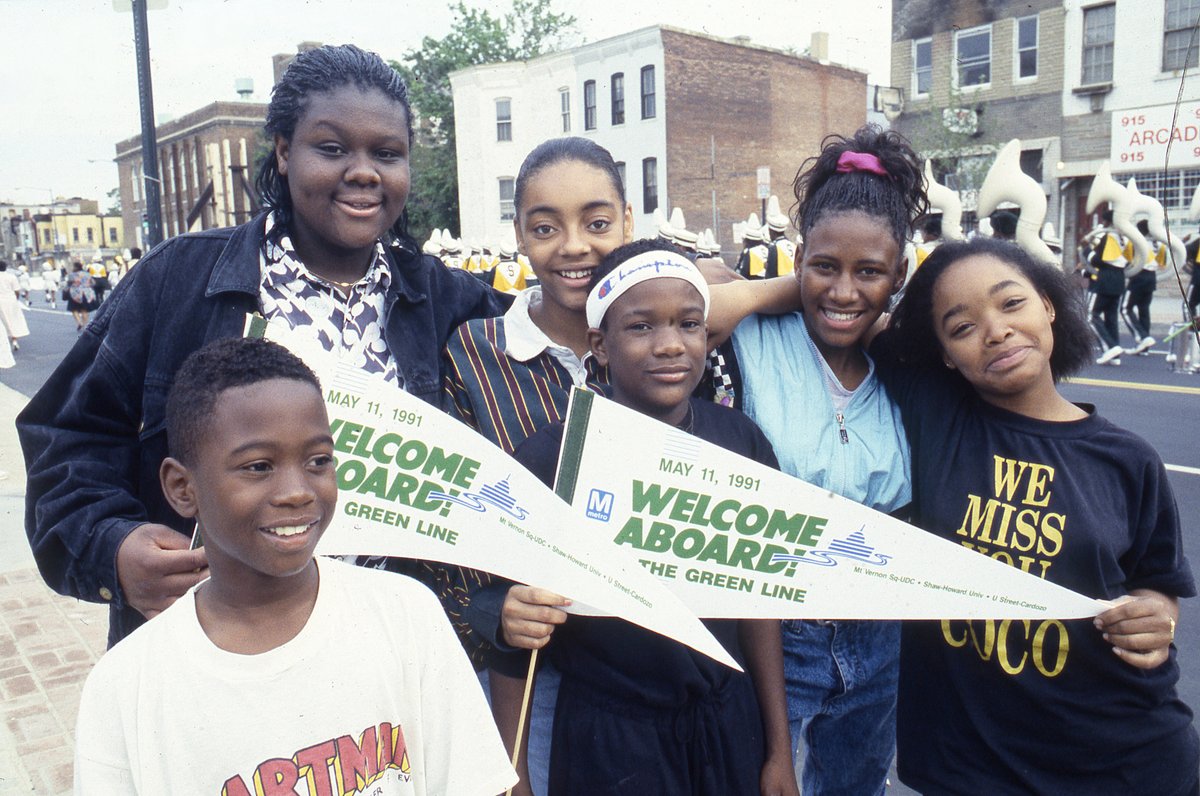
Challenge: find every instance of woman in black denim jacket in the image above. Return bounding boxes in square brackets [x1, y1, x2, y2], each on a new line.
[18, 44, 509, 647]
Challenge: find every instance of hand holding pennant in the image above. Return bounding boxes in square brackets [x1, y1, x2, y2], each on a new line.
[254, 318, 741, 670]
[556, 389, 1106, 621]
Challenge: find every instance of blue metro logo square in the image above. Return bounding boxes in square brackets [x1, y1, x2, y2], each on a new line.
[586, 489, 614, 521]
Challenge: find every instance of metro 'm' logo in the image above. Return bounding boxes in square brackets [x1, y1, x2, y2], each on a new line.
[587, 488, 614, 521]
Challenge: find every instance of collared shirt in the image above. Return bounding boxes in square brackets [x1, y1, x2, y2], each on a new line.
[442, 287, 609, 669]
[443, 286, 608, 455]
[259, 213, 400, 386]
[503, 287, 594, 383]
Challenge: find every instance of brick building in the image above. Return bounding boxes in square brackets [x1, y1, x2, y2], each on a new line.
[450, 26, 866, 256]
[112, 42, 334, 250]
[888, 0, 1067, 236]
[114, 101, 266, 249]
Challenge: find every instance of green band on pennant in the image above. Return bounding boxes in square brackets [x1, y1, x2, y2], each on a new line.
[244, 313, 268, 340]
[554, 388, 594, 502]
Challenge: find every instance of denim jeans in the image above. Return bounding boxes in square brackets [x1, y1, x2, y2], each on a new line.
[783, 619, 900, 796]
[481, 660, 561, 796]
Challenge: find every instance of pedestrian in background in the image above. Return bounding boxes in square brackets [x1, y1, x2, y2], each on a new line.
[0, 260, 30, 351]
[16, 265, 32, 307]
[66, 261, 96, 331]
[88, 256, 110, 304]
[42, 261, 59, 308]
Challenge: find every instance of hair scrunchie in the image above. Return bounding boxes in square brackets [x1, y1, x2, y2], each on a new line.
[835, 151, 890, 178]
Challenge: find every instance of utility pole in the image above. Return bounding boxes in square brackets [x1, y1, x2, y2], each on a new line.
[131, 0, 162, 248]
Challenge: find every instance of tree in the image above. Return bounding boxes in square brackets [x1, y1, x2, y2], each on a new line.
[899, 65, 999, 231]
[392, 0, 575, 240]
[106, 186, 121, 216]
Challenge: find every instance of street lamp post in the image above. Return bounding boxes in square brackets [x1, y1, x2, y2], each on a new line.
[131, 0, 163, 249]
[139, 173, 162, 249]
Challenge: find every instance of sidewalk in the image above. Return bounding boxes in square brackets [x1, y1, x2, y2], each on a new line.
[0, 385, 108, 796]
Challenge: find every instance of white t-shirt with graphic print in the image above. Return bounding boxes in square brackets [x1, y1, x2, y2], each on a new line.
[75, 558, 516, 796]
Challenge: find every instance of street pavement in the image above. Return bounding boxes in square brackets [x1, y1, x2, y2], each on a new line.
[0, 288, 1197, 793]
[0, 378, 107, 796]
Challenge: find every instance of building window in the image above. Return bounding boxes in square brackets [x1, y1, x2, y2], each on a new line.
[1016, 15, 1038, 79]
[616, 161, 626, 191]
[584, 80, 596, 130]
[495, 98, 512, 142]
[1165, 0, 1200, 71]
[86, 228, 94, 243]
[1122, 168, 1200, 209]
[611, 73, 625, 125]
[1082, 4, 1115, 84]
[955, 24, 991, 87]
[42, 229, 50, 245]
[109, 226, 118, 243]
[1019, 149, 1043, 183]
[560, 88, 571, 132]
[499, 177, 516, 221]
[913, 38, 932, 96]
[72, 228, 79, 243]
[641, 65, 656, 119]
[642, 157, 658, 214]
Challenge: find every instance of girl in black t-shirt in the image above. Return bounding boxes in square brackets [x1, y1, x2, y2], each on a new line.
[878, 237, 1197, 794]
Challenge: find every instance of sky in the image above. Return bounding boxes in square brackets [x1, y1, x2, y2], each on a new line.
[0, 0, 891, 206]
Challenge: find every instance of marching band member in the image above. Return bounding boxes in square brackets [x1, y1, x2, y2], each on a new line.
[736, 213, 770, 278]
[765, 196, 796, 278]
[1088, 209, 1128, 365]
[914, 215, 943, 269]
[1122, 219, 1162, 355]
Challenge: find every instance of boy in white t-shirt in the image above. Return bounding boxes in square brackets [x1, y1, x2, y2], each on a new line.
[74, 337, 516, 796]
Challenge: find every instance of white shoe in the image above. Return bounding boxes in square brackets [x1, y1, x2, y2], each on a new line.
[1134, 336, 1155, 354]
[1096, 345, 1123, 364]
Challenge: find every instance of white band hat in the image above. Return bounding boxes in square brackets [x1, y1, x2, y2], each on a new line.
[673, 227, 699, 246]
[743, 212, 763, 241]
[585, 250, 711, 329]
[766, 195, 788, 231]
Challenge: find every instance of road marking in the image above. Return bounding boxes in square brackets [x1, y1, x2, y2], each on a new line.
[1167, 464, 1200, 476]
[24, 307, 69, 316]
[1068, 377, 1200, 396]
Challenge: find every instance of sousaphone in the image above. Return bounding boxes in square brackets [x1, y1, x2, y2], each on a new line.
[1127, 178, 1185, 274]
[1085, 162, 1148, 275]
[977, 139, 1057, 265]
[923, 160, 964, 241]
